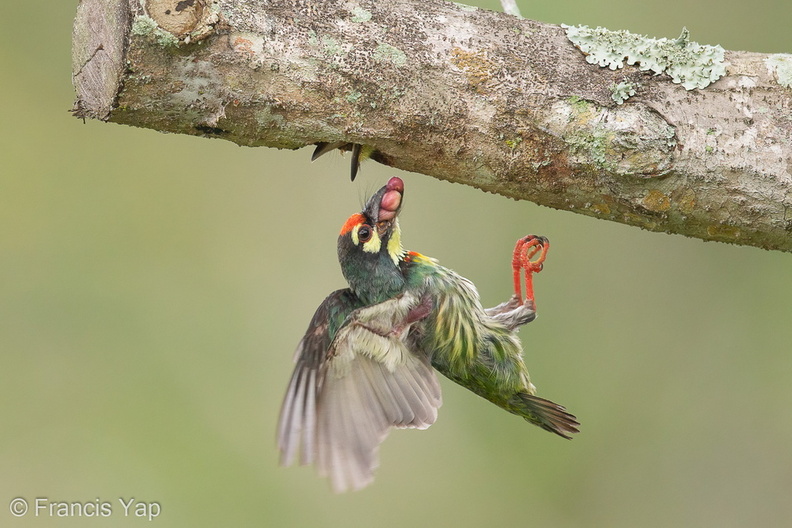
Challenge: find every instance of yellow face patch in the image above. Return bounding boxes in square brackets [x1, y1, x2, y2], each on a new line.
[347, 218, 401, 261]
[386, 219, 404, 265]
[349, 223, 382, 254]
[360, 228, 382, 254]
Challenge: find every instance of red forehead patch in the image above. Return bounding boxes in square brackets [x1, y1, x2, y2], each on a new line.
[340, 213, 366, 236]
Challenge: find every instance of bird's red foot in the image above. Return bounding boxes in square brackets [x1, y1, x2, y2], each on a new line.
[512, 235, 549, 306]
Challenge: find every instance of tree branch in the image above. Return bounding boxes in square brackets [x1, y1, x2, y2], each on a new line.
[71, 0, 792, 252]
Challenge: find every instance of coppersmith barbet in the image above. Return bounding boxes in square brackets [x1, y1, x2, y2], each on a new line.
[278, 177, 578, 492]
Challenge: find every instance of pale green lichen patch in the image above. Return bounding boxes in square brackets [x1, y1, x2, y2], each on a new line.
[350, 6, 372, 23]
[131, 15, 179, 47]
[346, 91, 362, 103]
[565, 129, 610, 168]
[373, 43, 407, 66]
[611, 81, 638, 104]
[765, 54, 792, 88]
[255, 108, 285, 128]
[563, 25, 726, 90]
[306, 31, 344, 56]
[321, 36, 343, 56]
[131, 15, 158, 36]
[555, 99, 611, 169]
[566, 96, 593, 116]
[504, 136, 522, 150]
[547, 97, 676, 177]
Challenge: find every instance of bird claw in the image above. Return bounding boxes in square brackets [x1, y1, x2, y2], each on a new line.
[512, 235, 549, 306]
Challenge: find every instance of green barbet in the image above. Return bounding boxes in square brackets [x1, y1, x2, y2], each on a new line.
[278, 177, 579, 492]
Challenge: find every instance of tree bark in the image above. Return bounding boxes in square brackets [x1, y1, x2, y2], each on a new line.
[71, 0, 792, 252]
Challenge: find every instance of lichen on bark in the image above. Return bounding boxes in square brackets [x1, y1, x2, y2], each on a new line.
[71, 0, 792, 252]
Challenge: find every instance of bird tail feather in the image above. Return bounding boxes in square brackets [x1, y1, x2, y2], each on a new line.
[511, 393, 580, 439]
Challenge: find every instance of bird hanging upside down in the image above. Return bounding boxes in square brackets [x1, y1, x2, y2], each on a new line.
[278, 177, 579, 492]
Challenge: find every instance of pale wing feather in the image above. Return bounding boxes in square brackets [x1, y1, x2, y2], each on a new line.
[277, 347, 309, 465]
[316, 294, 441, 492]
[317, 346, 440, 492]
[278, 336, 325, 467]
[279, 291, 442, 493]
[278, 290, 352, 468]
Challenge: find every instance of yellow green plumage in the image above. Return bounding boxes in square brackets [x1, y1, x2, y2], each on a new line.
[278, 177, 578, 493]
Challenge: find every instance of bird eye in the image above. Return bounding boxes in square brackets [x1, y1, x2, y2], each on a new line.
[358, 225, 372, 242]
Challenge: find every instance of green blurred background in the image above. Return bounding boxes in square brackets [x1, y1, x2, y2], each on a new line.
[1, 0, 790, 526]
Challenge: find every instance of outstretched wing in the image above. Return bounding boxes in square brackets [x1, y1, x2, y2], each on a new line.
[278, 289, 357, 468]
[317, 293, 441, 492]
[278, 290, 441, 492]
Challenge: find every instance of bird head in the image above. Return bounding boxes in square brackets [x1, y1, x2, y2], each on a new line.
[337, 177, 406, 303]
